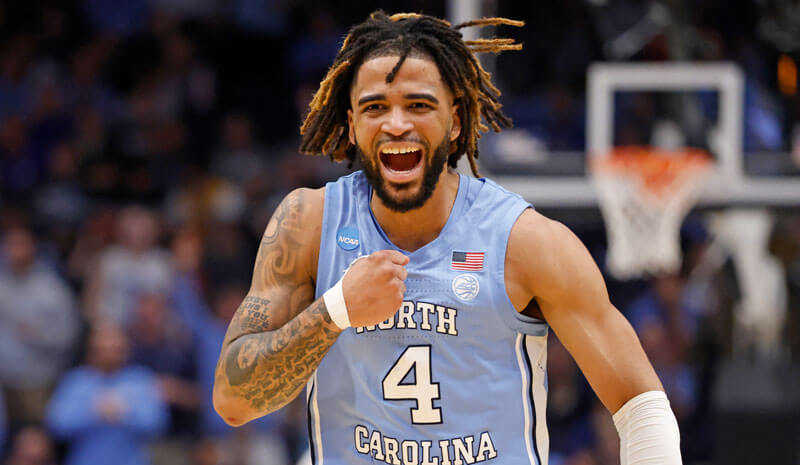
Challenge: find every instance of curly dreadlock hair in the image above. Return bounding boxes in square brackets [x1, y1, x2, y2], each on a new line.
[299, 11, 524, 177]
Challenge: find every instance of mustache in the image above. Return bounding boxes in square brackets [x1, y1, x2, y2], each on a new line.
[377, 136, 424, 143]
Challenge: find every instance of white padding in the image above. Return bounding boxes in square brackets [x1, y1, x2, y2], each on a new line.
[612, 390, 683, 465]
[323, 278, 350, 330]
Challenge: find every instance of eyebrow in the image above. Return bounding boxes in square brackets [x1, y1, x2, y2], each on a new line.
[357, 93, 440, 106]
[406, 93, 439, 104]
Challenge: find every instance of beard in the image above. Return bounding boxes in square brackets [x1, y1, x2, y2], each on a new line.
[357, 137, 451, 213]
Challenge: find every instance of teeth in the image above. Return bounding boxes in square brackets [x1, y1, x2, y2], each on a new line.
[381, 147, 418, 155]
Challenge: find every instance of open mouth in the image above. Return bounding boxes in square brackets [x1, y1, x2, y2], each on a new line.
[379, 147, 423, 179]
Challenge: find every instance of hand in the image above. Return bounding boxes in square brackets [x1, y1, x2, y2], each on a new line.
[340, 250, 409, 327]
[96, 391, 126, 422]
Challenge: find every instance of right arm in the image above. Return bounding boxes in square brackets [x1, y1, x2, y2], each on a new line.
[213, 188, 335, 426]
[213, 188, 410, 426]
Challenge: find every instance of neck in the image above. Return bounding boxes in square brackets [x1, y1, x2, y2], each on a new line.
[371, 169, 460, 252]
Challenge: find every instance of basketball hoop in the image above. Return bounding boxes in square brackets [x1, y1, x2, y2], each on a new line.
[590, 146, 713, 279]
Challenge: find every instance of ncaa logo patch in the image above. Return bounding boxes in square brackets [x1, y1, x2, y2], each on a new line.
[452, 274, 480, 301]
[336, 226, 360, 250]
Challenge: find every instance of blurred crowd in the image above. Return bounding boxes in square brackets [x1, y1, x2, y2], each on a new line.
[0, 1, 798, 465]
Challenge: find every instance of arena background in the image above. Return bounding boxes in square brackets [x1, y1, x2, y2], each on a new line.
[0, 1, 798, 464]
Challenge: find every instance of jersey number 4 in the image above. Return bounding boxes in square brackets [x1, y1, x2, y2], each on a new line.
[382, 345, 442, 424]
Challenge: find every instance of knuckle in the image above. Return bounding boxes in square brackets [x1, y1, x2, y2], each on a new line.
[382, 263, 395, 276]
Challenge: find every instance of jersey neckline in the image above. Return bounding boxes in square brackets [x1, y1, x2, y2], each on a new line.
[360, 172, 472, 259]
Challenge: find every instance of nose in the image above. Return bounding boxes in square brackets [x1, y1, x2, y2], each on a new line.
[380, 106, 413, 137]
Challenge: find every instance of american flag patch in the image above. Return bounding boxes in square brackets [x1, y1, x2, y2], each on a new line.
[451, 251, 484, 271]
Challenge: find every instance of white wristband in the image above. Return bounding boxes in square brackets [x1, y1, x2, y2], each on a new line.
[323, 278, 350, 329]
[613, 390, 683, 465]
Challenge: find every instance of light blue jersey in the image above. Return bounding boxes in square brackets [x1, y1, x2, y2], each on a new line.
[310, 171, 549, 465]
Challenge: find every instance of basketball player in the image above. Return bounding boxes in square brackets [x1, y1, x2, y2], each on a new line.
[213, 11, 682, 465]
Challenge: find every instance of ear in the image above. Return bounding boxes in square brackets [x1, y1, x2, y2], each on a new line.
[347, 109, 355, 144]
[449, 103, 462, 141]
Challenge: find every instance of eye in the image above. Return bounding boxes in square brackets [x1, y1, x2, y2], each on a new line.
[409, 102, 432, 110]
[363, 103, 385, 113]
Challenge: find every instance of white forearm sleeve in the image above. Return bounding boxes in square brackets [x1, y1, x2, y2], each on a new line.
[322, 256, 366, 330]
[612, 390, 683, 465]
[322, 278, 350, 329]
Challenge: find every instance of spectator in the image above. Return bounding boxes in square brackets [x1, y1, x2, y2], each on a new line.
[0, 115, 39, 203]
[0, 35, 36, 120]
[46, 322, 168, 465]
[289, 11, 342, 84]
[72, 105, 108, 160]
[164, 171, 247, 231]
[65, 41, 123, 123]
[0, 226, 80, 425]
[84, 206, 172, 323]
[639, 319, 698, 423]
[28, 69, 74, 164]
[202, 221, 254, 288]
[155, 29, 217, 161]
[624, 272, 704, 357]
[171, 274, 289, 465]
[210, 112, 269, 204]
[128, 291, 200, 435]
[588, 400, 620, 465]
[33, 142, 90, 242]
[4, 426, 56, 465]
[546, 335, 595, 464]
[65, 207, 117, 287]
[156, 30, 217, 119]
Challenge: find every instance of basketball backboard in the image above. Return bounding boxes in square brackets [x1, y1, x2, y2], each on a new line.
[485, 62, 800, 207]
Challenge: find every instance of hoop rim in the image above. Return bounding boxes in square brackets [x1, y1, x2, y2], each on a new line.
[590, 146, 714, 198]
[589, 146, 713, 172]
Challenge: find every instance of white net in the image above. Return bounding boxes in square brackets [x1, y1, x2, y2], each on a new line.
[591, 147, 712, 279]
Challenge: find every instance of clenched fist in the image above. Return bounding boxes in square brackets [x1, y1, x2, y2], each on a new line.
[340, 250, 409, 327]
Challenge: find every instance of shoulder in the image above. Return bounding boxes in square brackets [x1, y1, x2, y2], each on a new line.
[282, 186, 325, 224]
[258, 186, 326, 283]
[507, 208, 603, 302]
[508, 208, 576, 264]
[275, 186, 325, 241]
[472, 176, 525, 205]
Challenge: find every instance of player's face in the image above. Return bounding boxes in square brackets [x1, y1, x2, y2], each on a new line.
[348, 55, 461, 212]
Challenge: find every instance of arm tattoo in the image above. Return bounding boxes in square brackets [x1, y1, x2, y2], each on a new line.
[237, 297, 271, 332]
[215, 189, 337, 415]
[253, 191, 305, 287]
[220, 298, 338, 410]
